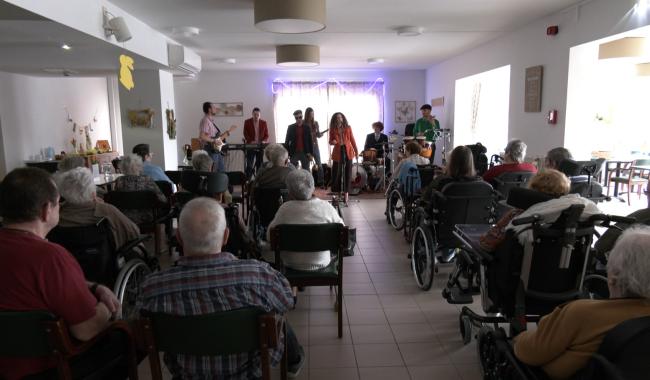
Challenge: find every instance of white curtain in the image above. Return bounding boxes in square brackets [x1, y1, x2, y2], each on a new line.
[273, 80, 384, 163]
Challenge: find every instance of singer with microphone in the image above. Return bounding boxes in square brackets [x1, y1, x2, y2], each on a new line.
[329, 112, 358, 204]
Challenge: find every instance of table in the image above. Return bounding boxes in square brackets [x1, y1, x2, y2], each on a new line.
[93, 173, 123, 189]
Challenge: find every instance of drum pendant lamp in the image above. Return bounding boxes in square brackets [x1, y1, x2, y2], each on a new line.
[254, 0, 326, 34]
[276, 44, 320, 67]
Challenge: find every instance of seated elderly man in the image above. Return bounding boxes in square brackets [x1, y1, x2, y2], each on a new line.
[514, 226, 650, 379]
[137, 197, 305, 378]
[0, 168, 124, 379]
[545, 147, 573, 170]
[132, 143, 172, 183]
[482, 139, 537, 183]
[545, 147, 604, 199]
[55, 167, 140, 249]
[267, 169, 344, 271]
[191, 149, 214, 172]
[251, 143, 293, 195]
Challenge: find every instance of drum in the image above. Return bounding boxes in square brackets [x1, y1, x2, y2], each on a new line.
[420, 147, 433, 158]
[362, 148, 378, 162]
[350, 163, 368, 195]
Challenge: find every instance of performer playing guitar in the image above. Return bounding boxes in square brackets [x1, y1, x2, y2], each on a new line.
[199, 101, 238, 172]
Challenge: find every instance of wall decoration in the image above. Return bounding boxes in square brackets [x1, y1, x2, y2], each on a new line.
[395, 100, 416, 123]
[431, 97, 444, 107]
[95, 140, 111, 153]
[213, 102, 244, 117]
[524, 65, 543, 112]
[119, 54, 135, 91]
[166, 108, 177, 139]
[128, 108, 155, 128]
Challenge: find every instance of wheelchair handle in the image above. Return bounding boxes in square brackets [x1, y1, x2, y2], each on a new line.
[511, 214, 540, 226]
[586, 214, 636, 225]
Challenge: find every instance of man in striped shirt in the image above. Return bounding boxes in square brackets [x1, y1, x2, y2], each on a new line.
[137, 197, 305, 379]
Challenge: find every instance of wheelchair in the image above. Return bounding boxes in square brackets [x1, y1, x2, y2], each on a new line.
[492, 171, 535, 200]
[560, 158, 608, 203]
[247, 186, 288, 244]
[47, 218, 157, 320]
[409, 180, 497, 290]
[386, 163, 436, 242]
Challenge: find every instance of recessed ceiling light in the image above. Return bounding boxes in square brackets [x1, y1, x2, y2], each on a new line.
[172, 26, 200, 38]
[367, 57, 384, 64]
[396, 26, 423, 37]
[61, 44, 71, 50]
[214, 58, 237, 64]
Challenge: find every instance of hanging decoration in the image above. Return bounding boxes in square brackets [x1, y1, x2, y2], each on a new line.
[128, 108, 155, 128]
[119, 54, 135, 90]
[65, 107, 100, 154]
[166, 108, 177, 139]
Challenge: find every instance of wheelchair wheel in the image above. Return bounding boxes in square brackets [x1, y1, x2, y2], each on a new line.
[388, 188, 406, 230]
[477, 326, 496, 379]
[411, 224, 435, 290]
[114, 258, 152, 320]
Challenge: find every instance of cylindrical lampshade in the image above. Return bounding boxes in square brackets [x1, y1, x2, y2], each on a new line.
[276, 45, 320, 67]
[637, 63, 650, 76]
[255, 0, 326, 34]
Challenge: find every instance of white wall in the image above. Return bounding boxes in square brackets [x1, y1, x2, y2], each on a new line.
[0, 71, 111, 177]
[174, 69, 426, 163]
[425, 0, 650, 158]
[119, 69, 177, 170]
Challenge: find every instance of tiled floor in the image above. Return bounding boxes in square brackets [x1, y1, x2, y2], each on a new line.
[280, 198, 482, 380]
[139, 190, 645, 379]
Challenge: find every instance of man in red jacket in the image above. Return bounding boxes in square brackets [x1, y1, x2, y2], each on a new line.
[243, 107, 269, 178]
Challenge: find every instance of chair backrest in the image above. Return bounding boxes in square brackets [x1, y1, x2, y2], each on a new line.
[141, 308, 274, 356]
[254, 187, 288, 227]
[47, 218, 116, 285]
[399, 162, 420, 196]
[226, 171, 247, 187]
[579, 316, 650, 380]
[104, 190, 163, 210]
[417, 165, 436, 188]
[0, 311, 58, 357]
[506, 187, 555, 210]
[164, 170, 183, 186]
[270, 223, 348, 253]
[434, 181, 496, 247]
[155, 181, 174, 200]
[493, 171, 535, 199]
[465, 143, 489, 175]
[180, 171, 228, 197]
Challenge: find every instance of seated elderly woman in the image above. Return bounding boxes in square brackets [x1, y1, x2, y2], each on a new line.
[482, 139, 537, 183]
[545, 147, 573, 170]
[422, 145, 482, 200]
[191, 149, 213, 172]
[514, 226, 650, 379]
[266, 169, 344, 271]
[55, 167, 140, 249]
[393, 141, 430, 179]
[114, 154, 167, 224]
[250, 144, 293, 195]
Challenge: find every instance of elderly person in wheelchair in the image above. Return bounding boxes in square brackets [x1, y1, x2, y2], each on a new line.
[55, 167, 140, 250]
[482, 139, 537, 183]
[513, 227, 650, 380]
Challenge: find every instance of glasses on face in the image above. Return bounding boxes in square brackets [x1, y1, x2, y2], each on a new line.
[295, 116, 302, 120]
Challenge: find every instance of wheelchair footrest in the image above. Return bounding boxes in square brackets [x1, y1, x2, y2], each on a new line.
[445, 287, 474, 304]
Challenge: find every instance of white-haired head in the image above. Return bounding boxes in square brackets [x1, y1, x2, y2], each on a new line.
[54, 167, 95, 204]
[178, 197, 228, 255]
[192, 150, 213, 172]
[607, 226, 650, 299]
[269, 144, 289, 167]
[119, 154, 144, 175]
[505, 139, 527, 163]
[286, 169, 314, 201]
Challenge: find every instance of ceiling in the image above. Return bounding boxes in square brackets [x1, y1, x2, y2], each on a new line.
[109, 0, 587, 70]
[0, 2, 165, 77]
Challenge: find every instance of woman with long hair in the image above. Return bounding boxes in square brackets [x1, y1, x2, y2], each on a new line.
[304, 107, 324, 187]
[422, 145, 482, 199]
[329, 112, 358, 203]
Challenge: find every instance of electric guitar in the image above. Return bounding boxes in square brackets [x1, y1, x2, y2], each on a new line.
[212, 125, 238, 151]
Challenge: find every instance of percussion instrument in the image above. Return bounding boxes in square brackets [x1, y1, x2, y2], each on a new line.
[420, 147, 433, 158]
[388, 134, 399, 143]
[362, 148, 378, 162]
[350, 163, 368, 195]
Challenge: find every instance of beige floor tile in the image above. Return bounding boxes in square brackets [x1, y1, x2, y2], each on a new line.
[408, 365, 462, 380]
[390, 323, 438, 343]
[444, 340, 480, 365]
[344, 271, 373, 284]
[343, 282, 377, 295]
[309, 345, 357, 368]
[399, 342, 451, 366]
[310, 367, 360, 380]
[344, 294, 382, 309]
[310, 295, 338, 310]
[366, 263, 411, 273]
[309, 325, 353, 345]
[309, 309, 347, 326]
[287, 310, 309, 326]
[350, 324, 395, 344]
[347, 308, 388, 325]
[293, 325, 309, 347]
[358, 366, 410, 380]
[354, 343, 404, 367]
[455, 363, 483, 380]
[344, 263, 369, 273]
[385, 308, 428, 324]
[378, 294, 418, 309]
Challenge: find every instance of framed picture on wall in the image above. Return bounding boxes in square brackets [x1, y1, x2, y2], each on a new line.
[395, 100, 416, 123]
[213, 102, 244, 117]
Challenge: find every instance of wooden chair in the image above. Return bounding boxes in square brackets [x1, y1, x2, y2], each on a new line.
[139, 308, 286, 380]
[270, 223, 349, 338]
[0, 311, 138, 380]
[609, 159, 650, 205]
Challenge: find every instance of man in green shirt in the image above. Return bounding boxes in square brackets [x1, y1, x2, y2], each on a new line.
[413, 104, 440, 163]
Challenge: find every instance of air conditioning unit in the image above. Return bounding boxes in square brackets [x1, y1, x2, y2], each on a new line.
[168, 44, 201, 75]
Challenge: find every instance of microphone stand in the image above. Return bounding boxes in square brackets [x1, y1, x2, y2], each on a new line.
[339, 125, 347, 205]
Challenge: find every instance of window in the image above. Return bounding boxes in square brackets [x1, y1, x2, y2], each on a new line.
[272, 79, 384, 162]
